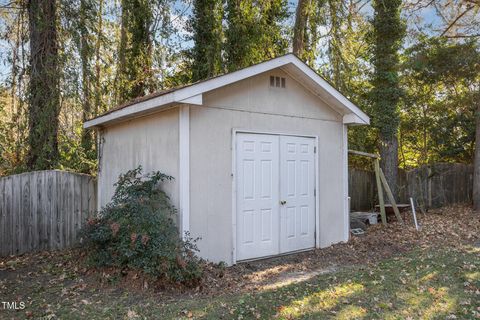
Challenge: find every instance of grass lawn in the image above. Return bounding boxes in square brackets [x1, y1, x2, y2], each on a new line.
[1, 246, 479, 319]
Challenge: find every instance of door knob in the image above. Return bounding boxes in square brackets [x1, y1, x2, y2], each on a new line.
[280, 200, 287, 205]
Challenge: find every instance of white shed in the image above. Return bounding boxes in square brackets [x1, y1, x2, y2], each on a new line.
[84, 54, 369, 265]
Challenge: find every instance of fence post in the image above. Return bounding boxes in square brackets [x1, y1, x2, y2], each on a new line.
[374, 159, 387, 225]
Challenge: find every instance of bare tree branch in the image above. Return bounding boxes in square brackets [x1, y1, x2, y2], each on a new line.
[445, 33, 480, 37]
[440, 5, 474, 36]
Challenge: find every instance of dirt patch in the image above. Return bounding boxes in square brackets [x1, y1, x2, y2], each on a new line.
[1, 204, 479, 301]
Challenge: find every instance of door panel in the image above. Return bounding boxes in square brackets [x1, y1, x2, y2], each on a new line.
[236, 133, 316, 261]
[279, 136, 316, 253]
[236, 133, 280, 260]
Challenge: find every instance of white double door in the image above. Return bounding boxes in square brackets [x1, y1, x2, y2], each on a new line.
[236, 133, 316, 261]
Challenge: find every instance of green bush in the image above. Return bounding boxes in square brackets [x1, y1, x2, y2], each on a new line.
[82, 167, 202, 285]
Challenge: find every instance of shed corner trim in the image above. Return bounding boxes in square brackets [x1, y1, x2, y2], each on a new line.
[179, 105, 190, 239]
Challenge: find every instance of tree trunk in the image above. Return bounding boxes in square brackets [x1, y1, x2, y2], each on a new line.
[292, 0, 309, 57]
[80, 0, 93, 155]
[379, 134, 399, 202]
[115, 1, 128, 104]
[27, 0, 60, 170]
[94, 0, 103, 116]
[328, 0, 343, 90]
[116, 0, 153, 103]
[473, 101, 480, 211]
[370, 0, 404, 201]
[225, 0, 288, 72]
[191, 0, 223, 81]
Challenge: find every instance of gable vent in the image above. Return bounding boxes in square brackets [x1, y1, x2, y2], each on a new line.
[270, 76, 286, 88]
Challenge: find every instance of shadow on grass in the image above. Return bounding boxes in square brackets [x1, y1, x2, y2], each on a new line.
[159, 246, 479, 319]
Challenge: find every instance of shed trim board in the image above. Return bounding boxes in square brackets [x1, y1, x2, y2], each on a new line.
[84, 54, 369, 129]
[179, 105, 190, 238]
[342, 124, 349, 241]
[231, 128, 319, 264]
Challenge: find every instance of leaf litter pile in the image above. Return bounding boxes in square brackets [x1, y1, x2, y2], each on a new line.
[1, 204, 479, 319]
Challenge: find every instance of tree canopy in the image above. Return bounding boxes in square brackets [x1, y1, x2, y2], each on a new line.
[0, 0, 478, 177]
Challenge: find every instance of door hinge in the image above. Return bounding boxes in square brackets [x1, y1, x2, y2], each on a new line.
[314, 146, 317, 153]
[314, 189, 316, 196]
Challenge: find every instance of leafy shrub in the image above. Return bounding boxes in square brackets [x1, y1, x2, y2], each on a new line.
[82, 167, 202, 285]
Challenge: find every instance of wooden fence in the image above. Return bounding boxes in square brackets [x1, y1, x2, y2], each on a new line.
[0, 170, 96, 257]
[0, 164, 473, 256]
[349, 163, 473, 211]
[402, 163, 473, 209]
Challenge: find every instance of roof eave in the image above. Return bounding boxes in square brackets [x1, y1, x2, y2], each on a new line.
[83, 93, 204, 129]
[343, 113, 370, 125]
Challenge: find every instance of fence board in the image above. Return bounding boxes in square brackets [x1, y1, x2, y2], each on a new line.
[22, 174, 30, 254]
[29, 172, 36, 252]
[348, 169, 376, 210]
[13, 175, 20, 255]
[0, 170, 96, 257]
[36, 172, 43, 251]
[73, 175, 81, 245]
[0, 178, 5, 256]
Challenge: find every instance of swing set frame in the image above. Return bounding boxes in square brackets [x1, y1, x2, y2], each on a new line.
[348, 150, 403, 225]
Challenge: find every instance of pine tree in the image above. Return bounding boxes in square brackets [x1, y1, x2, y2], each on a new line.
[189, 0, 224, 82]
[370, 0, 405, 198]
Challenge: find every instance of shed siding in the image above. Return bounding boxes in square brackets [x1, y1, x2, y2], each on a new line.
[190, 70, 346, 264]
[98, 107, 180, 210]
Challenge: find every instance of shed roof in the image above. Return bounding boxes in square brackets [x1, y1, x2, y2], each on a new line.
[84, 54, 370, 129]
